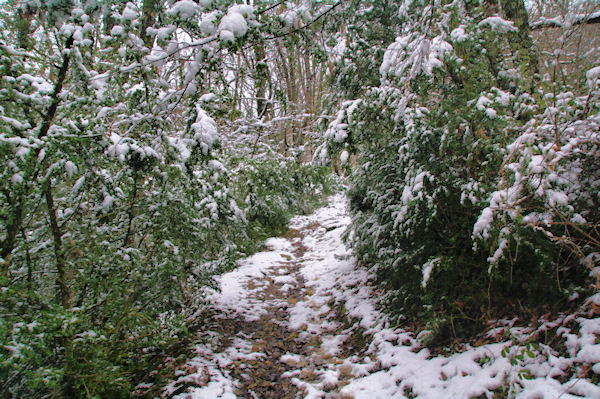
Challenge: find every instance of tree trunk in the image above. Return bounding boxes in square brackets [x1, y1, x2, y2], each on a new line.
[2, 35, 73, 278]
[123, 170, 141, 247]
[254, 41, 270, 119]
[501, 0, 540, 93]
[141, 0, 159, 48]
[39, 36, 74, 140]
[44, 180, 70, 307]
[1, 191, 23, 277]
[15, 8, 34, 50]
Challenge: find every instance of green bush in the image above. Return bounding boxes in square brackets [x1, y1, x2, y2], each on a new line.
[333, 0, 597, 345]
[0, 156, 333, 397]
[236, 158, 334, 242]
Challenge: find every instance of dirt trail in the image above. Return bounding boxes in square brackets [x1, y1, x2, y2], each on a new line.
[161, 198, 370, 398]
[214, 229, 312, 399]
[153, 195, 600, 399]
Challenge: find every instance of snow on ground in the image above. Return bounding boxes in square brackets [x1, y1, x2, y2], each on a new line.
[162, 194, 600, 398]
[214, 237, 295, 322]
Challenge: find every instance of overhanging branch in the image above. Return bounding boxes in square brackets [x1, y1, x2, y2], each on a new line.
[531, 10, 600, 30]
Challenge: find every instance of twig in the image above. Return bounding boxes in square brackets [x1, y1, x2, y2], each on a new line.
[262, 1, 342, 41]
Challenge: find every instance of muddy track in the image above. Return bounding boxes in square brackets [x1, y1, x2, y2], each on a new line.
[210, 224, 345, 398]
[217, 248, 309, 399]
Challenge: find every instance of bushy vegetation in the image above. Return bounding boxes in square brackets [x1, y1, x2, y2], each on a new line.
[324, 0, 599, 343]
[237, 158, 334, 241]
[0, 0, 333, 396]
[0, 152, 331, 397]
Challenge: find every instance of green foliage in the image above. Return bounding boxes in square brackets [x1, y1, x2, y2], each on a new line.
[331, 0, 597, 343]
[326, 0, 401, 99]
[0, 155, 332, 397]
[0, 0, 336, 396]
[235, 157, 334, 243]
[0, 279, 188, 397]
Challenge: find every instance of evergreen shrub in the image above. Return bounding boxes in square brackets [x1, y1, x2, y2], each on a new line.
[329, 0, 598, 344]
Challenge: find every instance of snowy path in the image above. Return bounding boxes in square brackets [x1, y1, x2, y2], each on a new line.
[161, 194, 600, 399]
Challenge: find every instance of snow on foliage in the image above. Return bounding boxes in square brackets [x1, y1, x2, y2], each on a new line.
[200, 11, 219, 35]
[64, 160, 77, 177]
[477, 16, 518, 33]
[326, 100, 361, 143]
[421, 257, 440, 288]
[450, 25, 469, 43]
[474, 79, 600, 272]
[327, 1, 598, 363]
[168, 0, 201, 20]
[0, 0, 336, 396]
[110, 25, 125, 37]
[380, 34, 453, 80]
[218, 5, 254, 41]
[392, 169, 435, 230]
[281, 2, 312, 29]
[107, 132, 161, 164]
[340, 150, 349, 165]
[120, 3, 139, 22]
[531, 9, 600, 29]
[587, 66, 600, 89]
[191, 105, 219, 155]
[314, 99, 361, 165]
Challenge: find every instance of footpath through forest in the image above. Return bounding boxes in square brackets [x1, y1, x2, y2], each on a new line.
[156, 195, 600, 399]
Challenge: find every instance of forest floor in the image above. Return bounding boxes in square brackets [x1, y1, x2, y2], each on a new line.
[153, 194, 600, 399]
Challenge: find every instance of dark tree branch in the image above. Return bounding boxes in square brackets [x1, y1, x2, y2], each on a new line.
[257, 0, 287, 15]
[263, 1, 342, 41]
[39, 35, 74, 140]
[531, 11, 600, 30]
[43, 179, 69, 307]
[2, 35, 74, 278]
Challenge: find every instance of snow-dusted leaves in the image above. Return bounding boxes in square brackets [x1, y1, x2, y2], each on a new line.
[380, 33, 453, 81]
[474, 68, 600, 275]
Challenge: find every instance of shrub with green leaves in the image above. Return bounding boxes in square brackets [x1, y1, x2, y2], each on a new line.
[235, 157, 334, 242]
[0, 0, 335, 396]
[325, 0, 597, 343]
